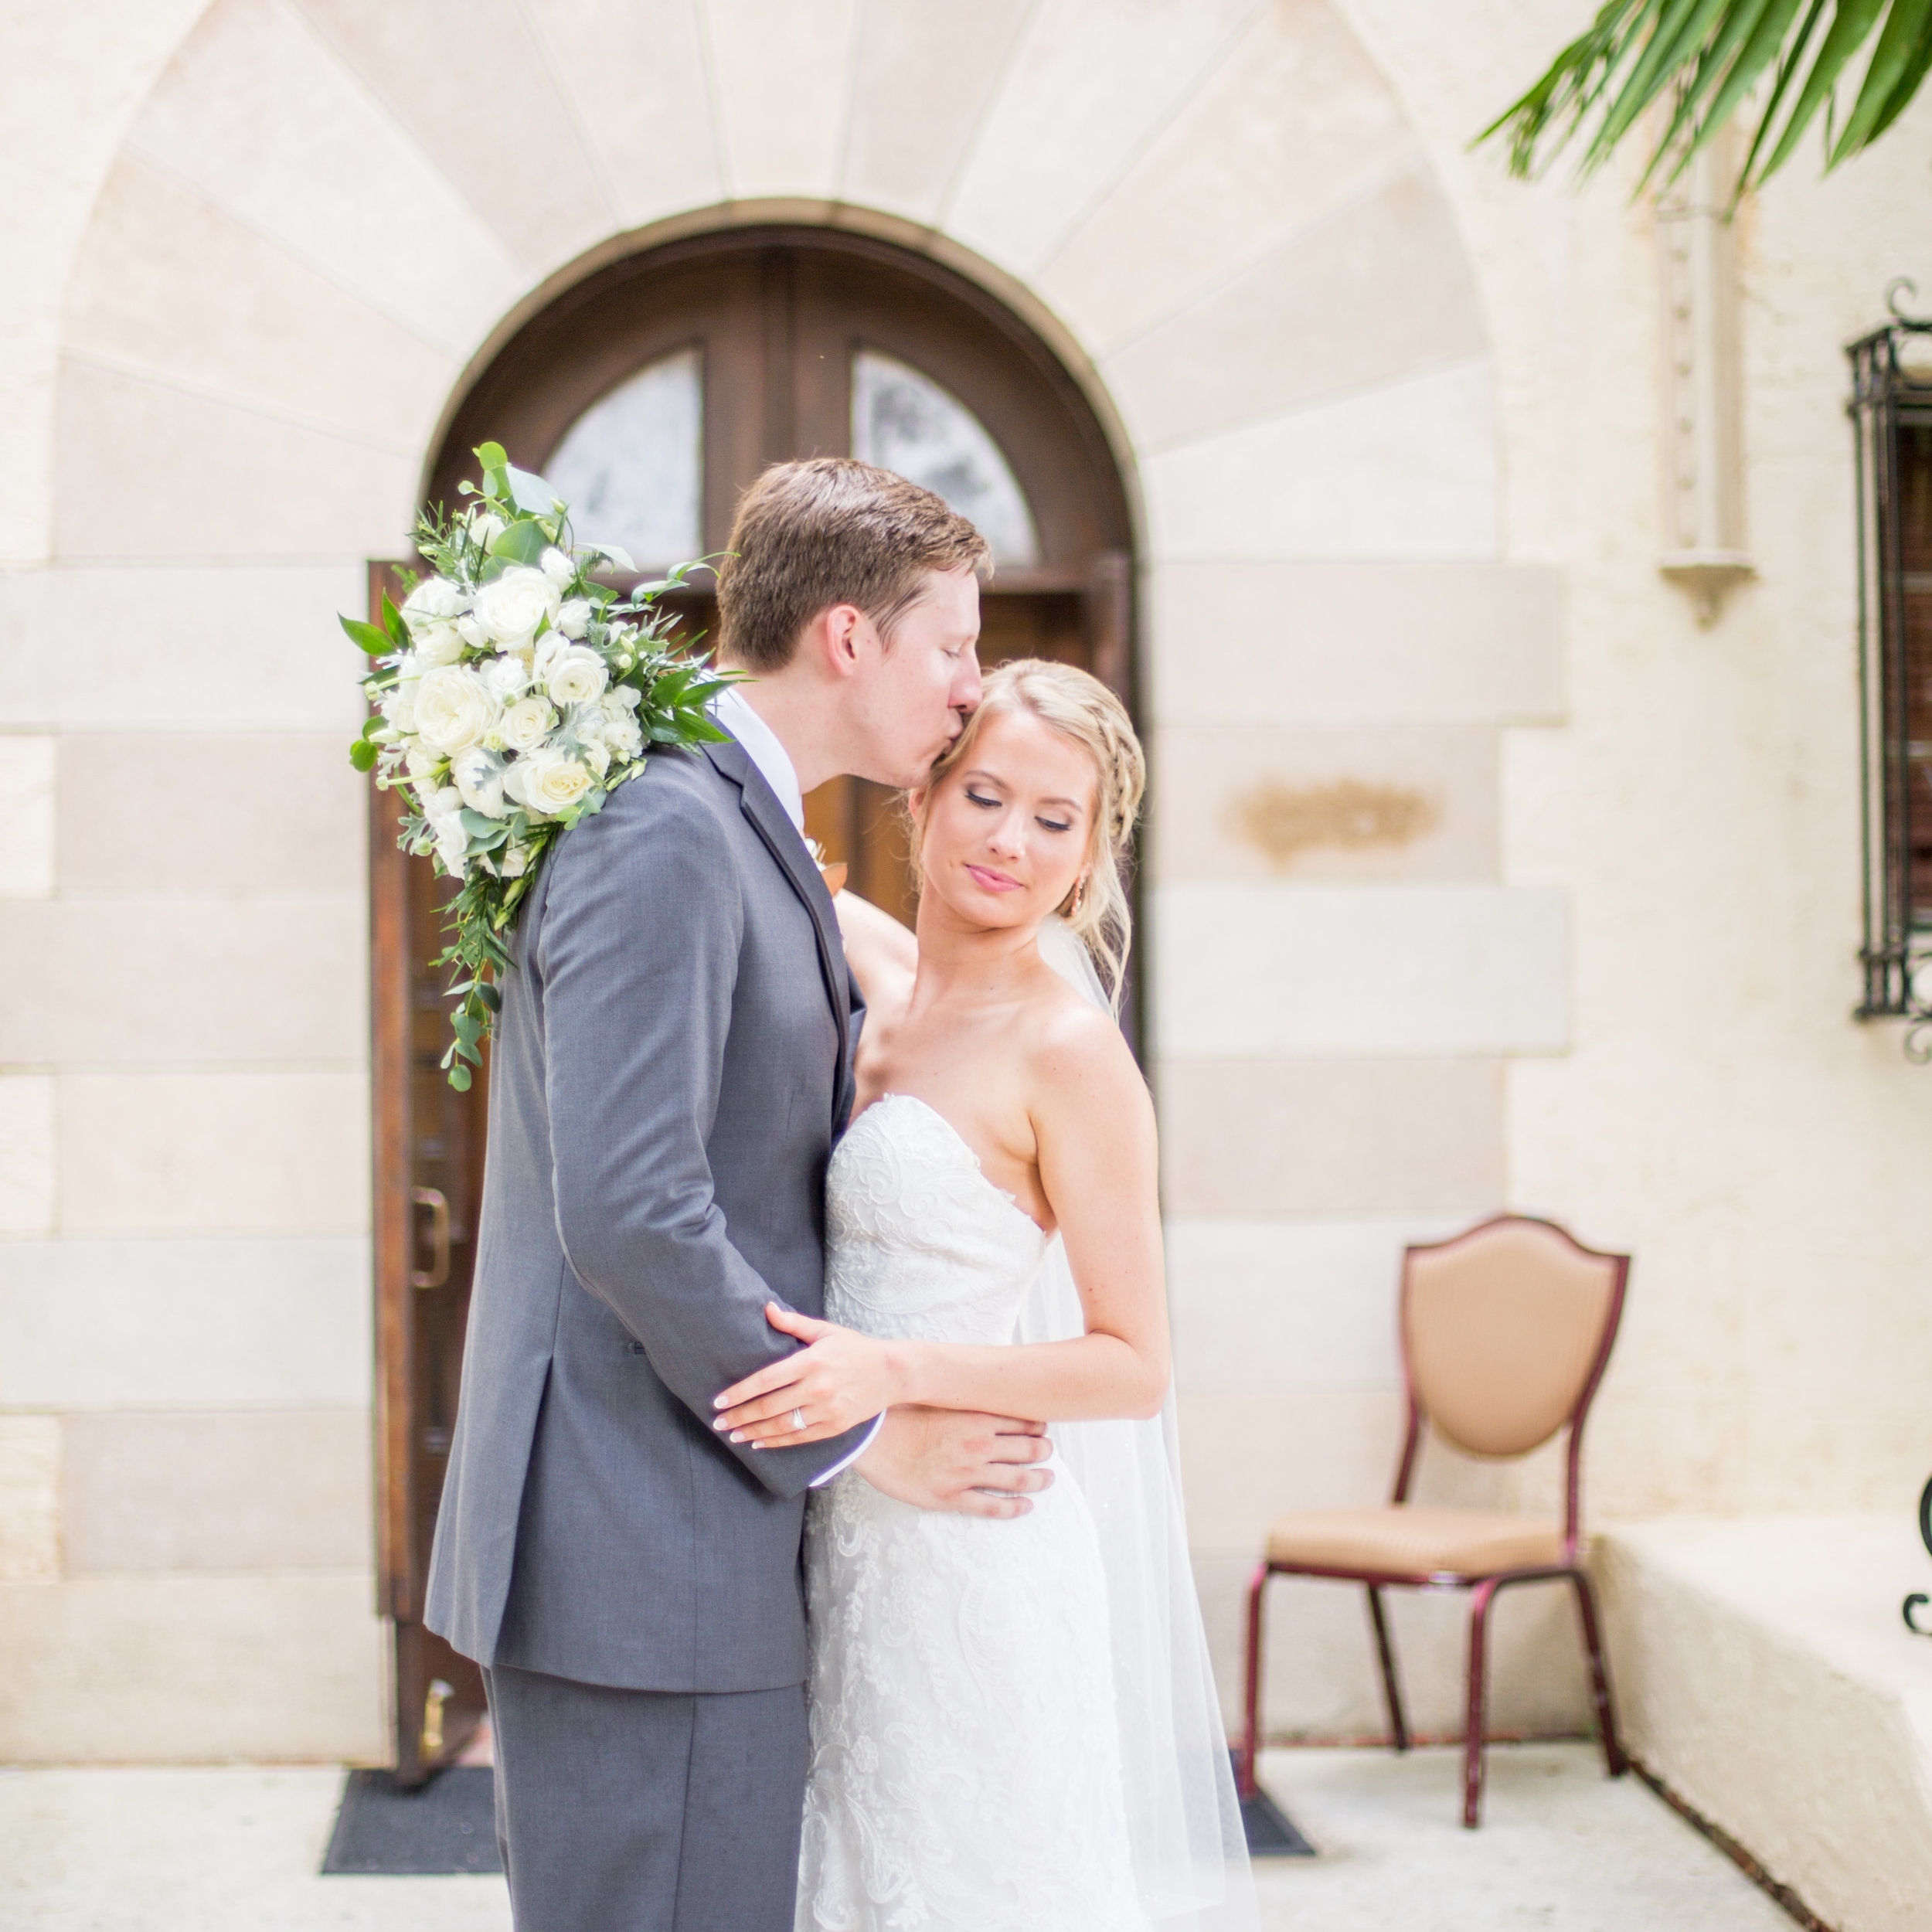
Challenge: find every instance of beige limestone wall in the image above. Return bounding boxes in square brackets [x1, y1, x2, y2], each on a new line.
[2, 0, 1927, 1764]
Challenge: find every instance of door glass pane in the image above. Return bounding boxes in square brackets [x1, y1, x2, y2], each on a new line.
[851, 349, 1041, 567]
[545, 347, 702, 566]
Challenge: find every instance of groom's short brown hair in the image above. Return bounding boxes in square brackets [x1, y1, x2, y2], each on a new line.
[716, 458, 991, 673]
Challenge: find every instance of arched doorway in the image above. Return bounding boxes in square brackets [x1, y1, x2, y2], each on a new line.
[370, 224, 1138, 1777]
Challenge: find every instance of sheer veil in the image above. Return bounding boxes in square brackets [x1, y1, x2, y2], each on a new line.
[1029, 917, 1257, 1928]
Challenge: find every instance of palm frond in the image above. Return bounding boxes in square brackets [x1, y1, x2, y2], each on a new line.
[1479, 0, 1932, 198]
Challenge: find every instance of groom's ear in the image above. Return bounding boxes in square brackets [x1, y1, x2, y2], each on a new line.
[805, 601, 869, 679]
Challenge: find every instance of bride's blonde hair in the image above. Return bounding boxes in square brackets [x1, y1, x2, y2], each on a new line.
[913, 658, 1146, 1010]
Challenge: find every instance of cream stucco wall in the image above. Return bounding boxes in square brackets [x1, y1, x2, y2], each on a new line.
[1, 0, 1929, 1766]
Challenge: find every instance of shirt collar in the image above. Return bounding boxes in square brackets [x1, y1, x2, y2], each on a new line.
[709, 683, 805, 834]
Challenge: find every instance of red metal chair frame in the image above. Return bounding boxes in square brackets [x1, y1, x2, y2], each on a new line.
[1237, 1214, 1631, 1828]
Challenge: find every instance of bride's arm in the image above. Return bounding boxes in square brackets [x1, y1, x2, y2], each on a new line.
[832, 889, 916, 1012]
[712, 1011, 1171, 1444]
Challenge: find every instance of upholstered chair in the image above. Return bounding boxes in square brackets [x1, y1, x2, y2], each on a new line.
[1239, 1214, 1630, 1827]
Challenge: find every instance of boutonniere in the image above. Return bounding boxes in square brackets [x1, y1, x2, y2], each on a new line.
[805, 838, 848, 897]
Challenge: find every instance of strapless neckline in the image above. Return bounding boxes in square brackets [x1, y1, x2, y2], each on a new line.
[845, 1092, 1046, 1236]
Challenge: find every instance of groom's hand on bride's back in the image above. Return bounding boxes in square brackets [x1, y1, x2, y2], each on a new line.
[856, 1406, 1054, 1518]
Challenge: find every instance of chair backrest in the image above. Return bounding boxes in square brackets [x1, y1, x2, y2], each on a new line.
[1400, 1216, 1627, 1463]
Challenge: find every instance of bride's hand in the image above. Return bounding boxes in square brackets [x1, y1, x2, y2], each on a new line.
[712, 1304, 905, 1448]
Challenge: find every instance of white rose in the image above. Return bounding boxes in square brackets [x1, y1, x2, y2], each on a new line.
[499, 695, 556, 753]
[413, 624, 466, 668]
[423, 785, 471, 876]
[504, 746, 594, 818]
[600, 705, 643, 762]
[540, 547, 576, 587]
[413, 664, 499, 756]
[402, 577, 469, 660]
[456, 614, 491, 652]
[469, 510, 505, 546]
[472, 566, 561, 649]
[451, 746, 509, 820]
[556, 598, 591, 639]
[546, 645, 609, 706]
[482, 653, 532, 702]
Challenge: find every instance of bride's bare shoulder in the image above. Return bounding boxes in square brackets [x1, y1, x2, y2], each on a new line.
[1017, 965, 1146, 1113]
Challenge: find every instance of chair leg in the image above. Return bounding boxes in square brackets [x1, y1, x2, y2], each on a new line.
[1568, 1568, 1628, 1777]
[1240, 1562, 1270, 1798]
[1463, 1579, 1502, 1828]
[1366, 1585, 1410, 1753]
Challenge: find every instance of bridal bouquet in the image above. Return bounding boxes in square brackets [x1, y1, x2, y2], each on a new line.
[342, 441, 730, 1087]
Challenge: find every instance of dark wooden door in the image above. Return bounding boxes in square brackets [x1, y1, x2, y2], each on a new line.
[376, 229, 1134, 1770]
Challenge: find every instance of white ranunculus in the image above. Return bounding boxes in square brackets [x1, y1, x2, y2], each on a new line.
[556, 598, 591, 639]
[473, 566, 561, 649]
[469, 511, 505, 546]
[424, 785, 471, 876]
[546, 645, 608, 706]
[451, 746, 509, 819]
[504, 746, 594, 818]
[413, 664, 499, 756]
[540, 547, 575, 587]
[404, 744, 438, 781]
[456, 614, 490, 652]
[402, 577, 468, 660]
[482, 653, 532, 703]
[499, 695, 556, 753]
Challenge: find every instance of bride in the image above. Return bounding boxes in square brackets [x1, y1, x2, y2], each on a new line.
[712, 659, 1254, 1931]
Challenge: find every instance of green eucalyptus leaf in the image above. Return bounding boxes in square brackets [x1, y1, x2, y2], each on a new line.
[488, 519, 551, 567]
[349, 739, 379, 773]
[505, 464, 564, 517]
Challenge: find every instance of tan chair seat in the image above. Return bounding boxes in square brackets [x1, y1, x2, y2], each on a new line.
[1267, 1507, 1563, 1580]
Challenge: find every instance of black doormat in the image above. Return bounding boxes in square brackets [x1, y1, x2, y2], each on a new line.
[1232, 1753, 1316, 1857]
[322, 1767, 503, 1875]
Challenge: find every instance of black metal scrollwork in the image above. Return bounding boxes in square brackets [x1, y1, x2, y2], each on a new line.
[1903, 1476, 1932, 1634]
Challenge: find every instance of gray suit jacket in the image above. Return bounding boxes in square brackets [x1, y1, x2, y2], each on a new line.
[424, 734, 871, 1693]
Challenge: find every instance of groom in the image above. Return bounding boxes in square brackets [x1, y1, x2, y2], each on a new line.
[425, 458, 1054, 1931]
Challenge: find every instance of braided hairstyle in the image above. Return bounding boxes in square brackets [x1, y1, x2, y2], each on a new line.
[914, 658, 1146, 1010]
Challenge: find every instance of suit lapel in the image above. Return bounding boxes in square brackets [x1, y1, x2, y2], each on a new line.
[701, 737, 855, 1127]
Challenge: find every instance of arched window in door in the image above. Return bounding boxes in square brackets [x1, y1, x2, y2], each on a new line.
[371, 227, 1134, 1782]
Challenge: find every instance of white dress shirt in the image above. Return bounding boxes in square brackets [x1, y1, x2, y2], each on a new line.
[710, 683, 882, 1485]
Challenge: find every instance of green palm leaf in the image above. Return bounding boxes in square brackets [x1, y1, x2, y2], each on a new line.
[1481, 0, 1932, 197]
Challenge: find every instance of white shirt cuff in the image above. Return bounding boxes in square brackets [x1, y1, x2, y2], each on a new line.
[809, 1411, 884, 1488]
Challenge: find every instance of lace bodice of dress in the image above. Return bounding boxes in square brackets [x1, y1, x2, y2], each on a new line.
[822, 1094, 1046, 1346]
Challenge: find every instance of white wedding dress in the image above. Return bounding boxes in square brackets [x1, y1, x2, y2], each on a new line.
[796, 1085, 1253, 1932]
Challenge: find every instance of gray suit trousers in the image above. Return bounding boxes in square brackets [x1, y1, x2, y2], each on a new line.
[485, 1664, 808, 1932]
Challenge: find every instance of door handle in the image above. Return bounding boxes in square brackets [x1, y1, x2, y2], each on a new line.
[410, 1186, 451, 1290]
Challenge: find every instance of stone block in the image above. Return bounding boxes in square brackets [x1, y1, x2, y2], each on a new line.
[57, 1072, 369, 1235]
[946, 0, 1260, 275]
[298, 0, 614, 270]
[0, 900, 365, 1065]
[1148, 560, 1565, 727]
[0, 1415, 62, 1583]
[56, 735, 363, 896]
[0, 735, 55, 896]
[0, 1075, 57, 1236]
[1143, 357, 1498, 562]
[53, 361, 417, 562]
[841, 0, 1032, 224]
[0, 1572, 386, 1762]
[1105, 169, 1485, 451]
[1151, 724, 1498, 884]
[127, 0, 523, 356]
[66, 158, 456, 452]
[704, 0, 860, 201]
[526, 0, 724, 228]
[1158, 1057, 1504, 1215]
[1165, 1211, 1465, 1395]
[1153, 882, 1570, 1056]
[0, 1236, 371, 1410]
[1039, 0, 1418, 352]
[61, 1410, 370, 1573]
[0, 564, 369, 733]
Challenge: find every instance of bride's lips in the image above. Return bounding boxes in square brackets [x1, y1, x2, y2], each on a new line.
[964, 863, 1022, 893]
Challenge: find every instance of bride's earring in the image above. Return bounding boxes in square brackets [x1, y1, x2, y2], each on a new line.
[1067, 874, 1088, 917]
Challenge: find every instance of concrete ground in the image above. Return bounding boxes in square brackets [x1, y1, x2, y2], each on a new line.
[0, 1743, 1795, 1930]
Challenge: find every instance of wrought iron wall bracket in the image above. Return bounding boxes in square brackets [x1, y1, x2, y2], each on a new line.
[1904, 1476, 1932, 1634]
